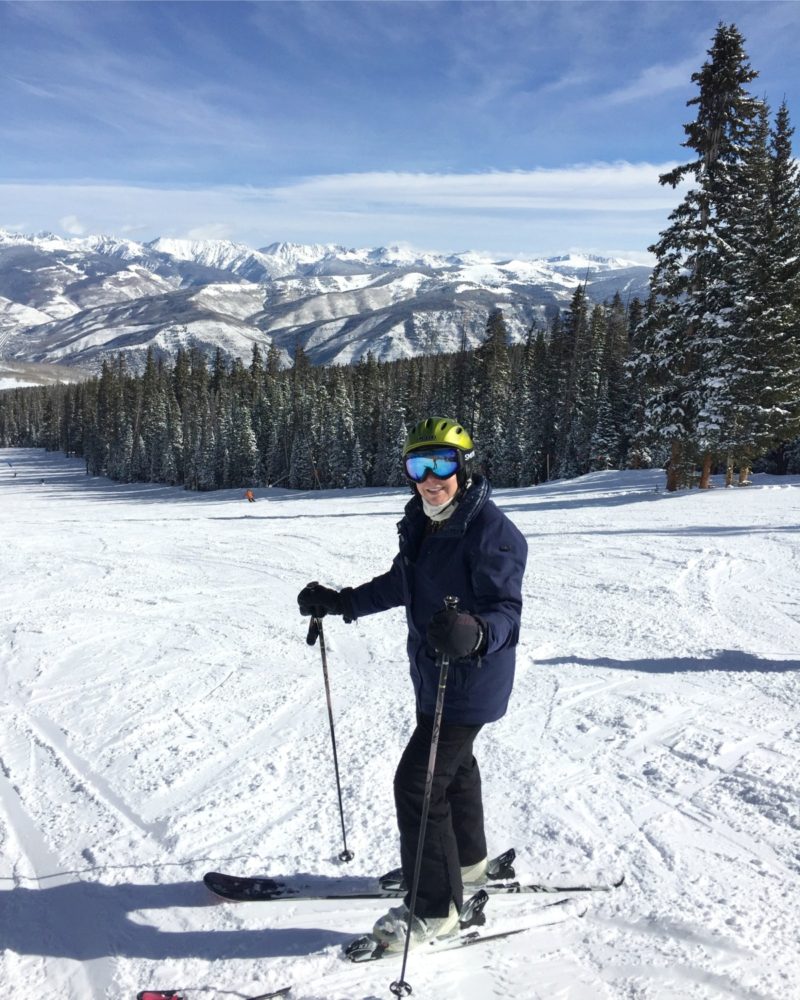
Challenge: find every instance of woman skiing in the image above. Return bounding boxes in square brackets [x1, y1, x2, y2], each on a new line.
[297, 417, 527, 951]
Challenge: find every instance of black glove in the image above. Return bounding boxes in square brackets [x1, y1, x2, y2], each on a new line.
[426, 608, 485, 660]
[298, 581, 348, 619]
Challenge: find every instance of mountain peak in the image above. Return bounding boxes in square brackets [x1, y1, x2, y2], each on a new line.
[0, 228, 652, 374]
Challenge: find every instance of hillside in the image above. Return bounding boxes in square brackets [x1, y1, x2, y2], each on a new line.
[0, 230, 651, 372]
[1, 448, 797, 999]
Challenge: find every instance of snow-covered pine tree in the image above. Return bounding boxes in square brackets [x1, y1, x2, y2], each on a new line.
[766, 102, 800, 472]
[372, 405, 408, 486]
[323, 372, 360, 489]
[516, 327, 546, 484]
[289, 427, 316, 490]
[553, 285, 591, 478]
[598, 292, 631, 468]
[212, 388, 232, 489]
[623, 298, 655, 469]
[195, 397, 217, 492]
[160, 390, 182, 486]
[228, 398, 259, 487]
[473, 309, 512, 481]
[574, 302, 606, 472]
[639, 23, 762, 490]
[351, 351, 380, 484]
[537, 310, 567, 482]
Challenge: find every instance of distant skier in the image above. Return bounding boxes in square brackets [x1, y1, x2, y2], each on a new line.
[297, 417, 527, 952]
[245, 489, 256, 503]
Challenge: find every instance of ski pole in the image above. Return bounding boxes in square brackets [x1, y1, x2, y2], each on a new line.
[390, 595, 459, 998]
[307, 611, 354, 863]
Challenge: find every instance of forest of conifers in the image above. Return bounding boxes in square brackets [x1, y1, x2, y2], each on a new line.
[1, 23, 799, 492]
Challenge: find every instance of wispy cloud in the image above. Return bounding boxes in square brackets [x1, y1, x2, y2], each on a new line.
[270, 163, 683, 213]
[602, 56, 702, 106]
[1, 1, 796, 257]
[0, 162, 684, 258]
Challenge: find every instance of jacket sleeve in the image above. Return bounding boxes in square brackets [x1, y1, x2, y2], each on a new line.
[468, 512, 527, 655]
[344, 551, 406, 619]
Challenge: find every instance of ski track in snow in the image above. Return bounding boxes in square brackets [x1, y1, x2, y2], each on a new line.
[1, 448, 799, 1000]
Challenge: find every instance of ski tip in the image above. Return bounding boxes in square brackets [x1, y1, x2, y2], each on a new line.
[612, 873, 626, 888]
[203, 872, 236, 899]
[202, 870, 284, 901]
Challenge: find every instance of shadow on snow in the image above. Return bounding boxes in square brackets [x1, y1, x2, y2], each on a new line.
[0, 875, 363, 960]
[537, 649, 800, 674]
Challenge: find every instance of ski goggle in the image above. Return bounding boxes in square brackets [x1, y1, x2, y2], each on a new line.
[404, 446, 461, 483]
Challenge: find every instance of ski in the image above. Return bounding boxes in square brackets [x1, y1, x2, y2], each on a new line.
[345, 891, 588, 963]
[203, 848, 515, 902]
[380, 848, 623, 894]
[378, 847, 515, 891]
[137, 988, 290, 1000]
[204, 848, 623, 903]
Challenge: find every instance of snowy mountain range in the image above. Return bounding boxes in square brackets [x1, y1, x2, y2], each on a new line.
[0, 229, 651, 373]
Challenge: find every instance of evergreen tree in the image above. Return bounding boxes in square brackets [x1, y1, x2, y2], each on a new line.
[521, 328, 549, 483]
[473, 309, 512, 480]
[640, 23, 762, 490]
[625, 297, 657, 469]
[599, 292, 631, 467]
[766, 102, 800, 471]
[289, 427, 316, 489]
[373, 405, 408, 486]
[553, 285, 591, 477]
[228, 399, 259, 487]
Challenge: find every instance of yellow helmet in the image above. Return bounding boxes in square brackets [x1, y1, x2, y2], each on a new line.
[403, 417, 475, 464]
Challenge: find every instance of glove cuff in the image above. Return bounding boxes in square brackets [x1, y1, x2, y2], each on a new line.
[339, 587, 356, 624]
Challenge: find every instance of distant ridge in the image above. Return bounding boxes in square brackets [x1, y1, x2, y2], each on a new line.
[0, 229, 651, 372]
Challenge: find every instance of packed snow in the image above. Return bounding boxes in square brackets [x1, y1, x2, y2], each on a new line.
[1, 448, 798, 1000]
[0, 379, 35, 390]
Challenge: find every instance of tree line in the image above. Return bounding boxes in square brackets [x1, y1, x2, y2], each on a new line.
[1, 23, 799, 492]
[0, 292, 645, 491]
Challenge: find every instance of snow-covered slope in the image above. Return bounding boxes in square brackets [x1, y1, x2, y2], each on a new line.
[0, 360, 89, 390]
[1, 449, 798, 1000]
[0, 230, 652, 372]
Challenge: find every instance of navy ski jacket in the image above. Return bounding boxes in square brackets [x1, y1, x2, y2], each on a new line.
[345, 476, 527, 725]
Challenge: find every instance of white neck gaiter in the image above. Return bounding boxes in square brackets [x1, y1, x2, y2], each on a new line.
[422, 495, 459, 522]
[420, 479, 471, 523]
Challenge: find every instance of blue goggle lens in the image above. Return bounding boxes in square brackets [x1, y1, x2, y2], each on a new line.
[404, 447, 460, 483]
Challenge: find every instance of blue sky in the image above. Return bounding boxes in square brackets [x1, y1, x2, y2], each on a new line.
[1, 0, 798, 259]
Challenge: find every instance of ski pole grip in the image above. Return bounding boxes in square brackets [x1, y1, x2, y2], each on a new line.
[444, 595, 459, 612]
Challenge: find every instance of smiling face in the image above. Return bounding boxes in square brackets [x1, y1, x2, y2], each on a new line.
[415, 468, 460, 506]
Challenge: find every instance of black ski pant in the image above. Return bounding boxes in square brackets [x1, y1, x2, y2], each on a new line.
[394, 711, 487, 919]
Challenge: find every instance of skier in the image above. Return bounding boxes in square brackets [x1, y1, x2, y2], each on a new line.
[245, 489, 256, 503]
[297, 417, 527, 951]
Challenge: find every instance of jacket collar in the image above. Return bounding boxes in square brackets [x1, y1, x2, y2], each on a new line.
[402, 475, 491, 538]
